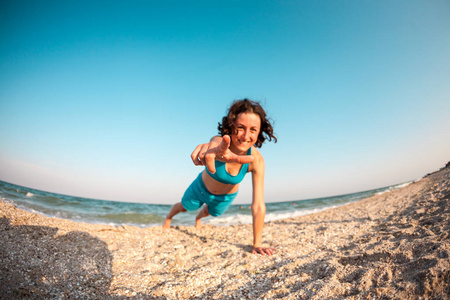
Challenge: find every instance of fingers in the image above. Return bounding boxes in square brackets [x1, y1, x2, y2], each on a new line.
[191, 144, 204, 166]
[219, 135, 254, 164]
[252, 247, 276, 256]
[191, 143, 211, 166]
[228, 154, 254, 165]
[217, 135, 231, 154]
[266, 248, 276, 256]
[205, 152, 216, 174]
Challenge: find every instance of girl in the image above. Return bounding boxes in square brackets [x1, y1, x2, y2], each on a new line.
[163, 99, 277, 256]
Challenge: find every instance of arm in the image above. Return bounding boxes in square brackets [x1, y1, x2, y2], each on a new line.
[250, 151, 275, 256]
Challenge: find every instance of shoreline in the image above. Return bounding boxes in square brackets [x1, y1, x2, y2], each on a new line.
[0, 180, 413, 229]
[1, 167, 449, 299]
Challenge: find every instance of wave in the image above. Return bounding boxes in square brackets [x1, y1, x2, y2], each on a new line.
[375, 181, 413, 195]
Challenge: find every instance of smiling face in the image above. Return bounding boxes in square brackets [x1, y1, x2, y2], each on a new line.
[229, 112, 261, 154]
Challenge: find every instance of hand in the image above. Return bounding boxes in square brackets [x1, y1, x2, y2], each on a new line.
[252, 247, 276, 256]
[190, 135, 254, 174]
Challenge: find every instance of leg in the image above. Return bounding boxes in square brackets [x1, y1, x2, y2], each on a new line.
[163, 202, 187, 229]
[195, 205, 210, 229]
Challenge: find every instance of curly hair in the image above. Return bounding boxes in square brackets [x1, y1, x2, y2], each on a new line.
[218, 99, 277, 148]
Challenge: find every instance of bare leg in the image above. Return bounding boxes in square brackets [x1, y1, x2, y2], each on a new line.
[195, 205, 210, 229]
[163, 202, 187, 229]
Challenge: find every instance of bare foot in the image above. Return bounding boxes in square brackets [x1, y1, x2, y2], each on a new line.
[162, 218, 171, 229]
[195, 218, 203, 229]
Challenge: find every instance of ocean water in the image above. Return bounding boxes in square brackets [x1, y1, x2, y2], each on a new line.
[0, 180, 412, 227]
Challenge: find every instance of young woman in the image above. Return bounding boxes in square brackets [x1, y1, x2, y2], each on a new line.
[163, 99, 277, 255]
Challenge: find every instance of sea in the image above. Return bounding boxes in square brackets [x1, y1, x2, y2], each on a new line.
[0, 180, 412, 228]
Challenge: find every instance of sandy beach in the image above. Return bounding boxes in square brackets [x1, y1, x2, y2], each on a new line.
[1, 166, 449, 299]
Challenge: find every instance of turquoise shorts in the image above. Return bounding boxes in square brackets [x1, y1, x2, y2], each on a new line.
[181, 172, 237, 217]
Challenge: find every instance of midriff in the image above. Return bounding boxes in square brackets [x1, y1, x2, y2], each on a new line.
[202, 171, 240, 195]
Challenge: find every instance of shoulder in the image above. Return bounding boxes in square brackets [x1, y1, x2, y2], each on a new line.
[249, 147, 264, 173]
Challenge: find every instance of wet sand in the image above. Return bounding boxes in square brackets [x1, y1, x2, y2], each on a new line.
[1, 166, 449, 299]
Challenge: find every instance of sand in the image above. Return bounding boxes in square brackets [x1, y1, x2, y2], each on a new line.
[1, 166, 449, 299]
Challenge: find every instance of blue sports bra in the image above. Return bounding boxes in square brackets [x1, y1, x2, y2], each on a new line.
[205, 147, 252, 185]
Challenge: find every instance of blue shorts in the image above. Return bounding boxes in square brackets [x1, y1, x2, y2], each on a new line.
[181, 172, 238, 217]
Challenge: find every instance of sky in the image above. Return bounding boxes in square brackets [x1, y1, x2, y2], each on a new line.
[1, 0, 449, 205]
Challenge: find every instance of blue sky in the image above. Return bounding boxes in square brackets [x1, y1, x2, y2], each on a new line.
[1, 0, 449, 204]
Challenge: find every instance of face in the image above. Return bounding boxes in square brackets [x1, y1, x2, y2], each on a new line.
[229, 112, 261, 154]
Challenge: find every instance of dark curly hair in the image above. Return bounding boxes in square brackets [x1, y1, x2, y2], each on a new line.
[218, 99, 277, 148]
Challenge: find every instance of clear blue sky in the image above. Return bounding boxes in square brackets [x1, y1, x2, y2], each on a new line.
[1, 0, 449, 204]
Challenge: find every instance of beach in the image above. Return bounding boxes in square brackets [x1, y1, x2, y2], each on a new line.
[1, 166, 449, 299]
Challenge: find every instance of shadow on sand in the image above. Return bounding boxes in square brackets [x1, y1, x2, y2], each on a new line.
[0, 217, 113, 298]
